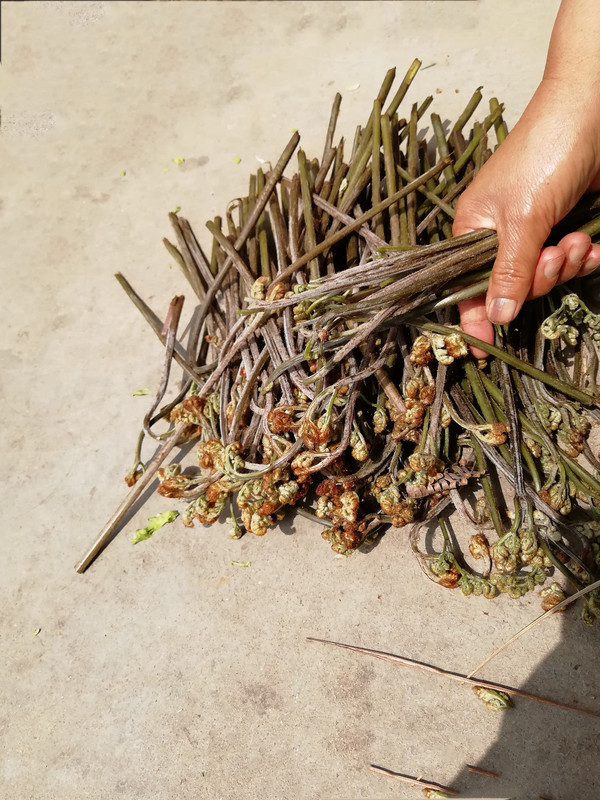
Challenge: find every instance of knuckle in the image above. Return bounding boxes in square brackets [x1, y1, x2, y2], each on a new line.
[493, 256, 534, 284]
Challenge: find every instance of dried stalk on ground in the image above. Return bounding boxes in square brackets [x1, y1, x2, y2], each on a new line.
[307, 637, 600, 719]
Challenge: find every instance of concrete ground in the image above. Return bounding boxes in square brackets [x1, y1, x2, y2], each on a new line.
[2, 2, 599, 799]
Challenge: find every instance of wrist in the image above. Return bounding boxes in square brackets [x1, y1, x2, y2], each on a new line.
[543, 0, 600, 90]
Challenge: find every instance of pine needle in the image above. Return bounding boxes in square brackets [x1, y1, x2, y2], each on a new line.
[467, 577, 600, 678]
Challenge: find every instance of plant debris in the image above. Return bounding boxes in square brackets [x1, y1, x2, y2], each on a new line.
[466, 765, 498, 779]
[131, 510, 179, 545]
[472, 685, 513, 711]
[368, 763, 459, 797]
[76, 61, 600, 623]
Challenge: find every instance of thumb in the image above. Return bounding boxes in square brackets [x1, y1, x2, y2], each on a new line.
[452, 188, 497, 238]
[452, 190, 498, 353]
[454, 189, 551, 325]
[485, 214, 550, 325]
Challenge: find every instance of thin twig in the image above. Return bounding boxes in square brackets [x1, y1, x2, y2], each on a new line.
[307, 637, 600, 719]
[467, 765, 499, 779]
[467, 577, 600, 679]
[368, 764, 460, 796]
[143, 295, 185, 440]
[75, 421, 191, 573]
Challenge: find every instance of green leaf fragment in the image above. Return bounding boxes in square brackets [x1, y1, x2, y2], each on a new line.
[231, 560, 251, 567]
[32, 628, 41, 636]
[172, 206, 181, 214]
[119, 170, 126, 177]
[132, 388, 150, 396]
[472, 685, 513, 711]
[232, 156, 242, 165]
[132, 510, 179, 545]
[172, 157, 185, 165]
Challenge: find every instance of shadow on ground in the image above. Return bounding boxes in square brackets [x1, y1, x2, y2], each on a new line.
[451, 610, 600, 800]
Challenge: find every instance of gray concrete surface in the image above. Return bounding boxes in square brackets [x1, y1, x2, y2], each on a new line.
[2, 2, 599, 799]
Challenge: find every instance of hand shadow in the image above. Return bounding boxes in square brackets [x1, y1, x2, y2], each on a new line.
[450, 608, 600, 800]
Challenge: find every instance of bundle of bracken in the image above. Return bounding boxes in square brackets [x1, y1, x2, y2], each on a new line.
[76, 63, 600, 622]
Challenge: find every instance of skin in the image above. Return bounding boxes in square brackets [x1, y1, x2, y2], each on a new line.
[453, 0, 600, 357]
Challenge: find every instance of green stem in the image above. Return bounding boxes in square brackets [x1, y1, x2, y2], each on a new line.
[470, 435, 504, 537]
[381, 112, 402, 245]
[406, 105, 419, 245]
[270, 157, 452, 290]
[489, 97, 508, 146]
[418, 322, 599, 407]
[298, 149, 320, 281]
[452, 86, 483, 135]
[384, 58, 421, 117]
[371, 99, 384, 241]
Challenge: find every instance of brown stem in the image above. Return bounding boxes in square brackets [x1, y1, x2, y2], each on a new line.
[75, 422, 191, 573]
[368, 764, 459, 796]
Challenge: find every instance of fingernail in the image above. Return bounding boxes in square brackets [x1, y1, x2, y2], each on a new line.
[568, 242, 590, 268]
[487, 297, 517, 325]
[543, 255, 564, 281]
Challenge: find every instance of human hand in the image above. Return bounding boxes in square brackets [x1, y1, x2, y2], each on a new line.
[453, 76, 600, 357]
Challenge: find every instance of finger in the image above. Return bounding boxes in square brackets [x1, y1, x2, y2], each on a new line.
[529, 236, 598, 299]
[528, 246, 565, 299]
[458, 296, 493, 358]
[579, 243, 600, 276]
[554, 231, 592, 284]
[486, 217, 550, 325]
